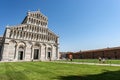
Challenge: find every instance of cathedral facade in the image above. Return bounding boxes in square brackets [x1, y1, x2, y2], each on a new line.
[0, 10, 59, 61]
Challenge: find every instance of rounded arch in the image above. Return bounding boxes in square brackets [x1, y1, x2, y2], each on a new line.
[17, 41, 26, 47]
[17, 41, 26, 60]
[42, 43, 46, 47]
[18, 45, 25, 49]
[47, 44, 52, 48]
[34, 42, 41, 47]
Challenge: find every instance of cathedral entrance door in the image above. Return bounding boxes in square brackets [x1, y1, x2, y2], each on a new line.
[34, 49, 39, 59]
[48, 52, 51, 59]
[18, 51, 23, 60]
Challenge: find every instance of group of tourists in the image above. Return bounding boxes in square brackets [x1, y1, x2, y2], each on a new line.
[66, 54, 106, 63]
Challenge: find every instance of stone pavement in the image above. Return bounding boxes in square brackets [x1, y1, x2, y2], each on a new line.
[52, 61, 120, 67]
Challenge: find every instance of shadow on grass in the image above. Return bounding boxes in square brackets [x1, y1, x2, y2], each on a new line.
[4, 63, 29, 80]
[59, 70, 120, 80]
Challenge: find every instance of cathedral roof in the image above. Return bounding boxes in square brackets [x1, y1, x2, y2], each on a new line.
[27, 10, 47, 18]
[22, 10, 48, 24]
[4, 10, 59, 44]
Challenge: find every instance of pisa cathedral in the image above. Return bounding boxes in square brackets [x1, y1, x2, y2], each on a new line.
[0, 10, 59, 61]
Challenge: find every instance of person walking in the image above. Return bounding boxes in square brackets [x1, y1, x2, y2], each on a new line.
[98, 57, 102, 63]
[102, 58, 105, 63]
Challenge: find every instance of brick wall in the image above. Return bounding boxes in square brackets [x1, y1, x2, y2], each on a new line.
[66, 48, 120, 59]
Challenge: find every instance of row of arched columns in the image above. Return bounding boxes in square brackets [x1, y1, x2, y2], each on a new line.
[28, 12, 47, 21]
[12, 25, 48, 33]
[27, 17, 47, 27]
[9, 29, 57, 43]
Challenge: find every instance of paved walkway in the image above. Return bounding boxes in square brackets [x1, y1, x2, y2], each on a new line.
[52, 61, 120, 67]
[0, 60, 120, 67]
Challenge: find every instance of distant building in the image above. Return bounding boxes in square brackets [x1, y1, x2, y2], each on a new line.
[67, 47, 120, 59]
[59, 52, 68, 59]
[0, 10, 59, 61]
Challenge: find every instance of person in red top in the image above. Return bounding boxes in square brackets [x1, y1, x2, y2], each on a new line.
[69, 54, 73, 61]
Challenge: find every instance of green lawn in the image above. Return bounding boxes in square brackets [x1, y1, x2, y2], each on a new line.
[0, 62, 120, 80]
[59, 59, 120, 64]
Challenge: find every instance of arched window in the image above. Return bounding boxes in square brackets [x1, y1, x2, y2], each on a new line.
[32, 26, 34, 31]
[37, 14, 39, 18]
[36, 34, 39, 40]
[29, 33, 31, 38]
[26, 32, 28, 38]
[40, 28, 41, 32]
[20, 32, 22, 38]
[31, 34, 33, 39]
[35, 27, 37, 31]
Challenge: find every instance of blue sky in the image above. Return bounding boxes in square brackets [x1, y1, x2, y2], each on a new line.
[0, 0, 120, 52]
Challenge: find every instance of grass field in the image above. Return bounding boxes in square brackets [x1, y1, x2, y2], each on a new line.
[0, 62, 120, 80]
[59, 59, 120, 64]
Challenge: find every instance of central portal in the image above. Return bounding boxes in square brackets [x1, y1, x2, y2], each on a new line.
[34, 49, 39, 59]
[18, 51, 23, 60]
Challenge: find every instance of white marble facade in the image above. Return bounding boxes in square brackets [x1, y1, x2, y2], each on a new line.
[0, 10, 59, 61]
